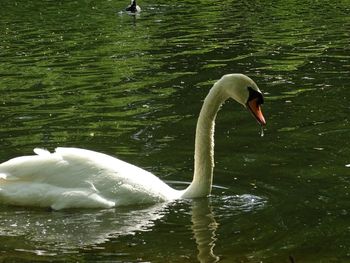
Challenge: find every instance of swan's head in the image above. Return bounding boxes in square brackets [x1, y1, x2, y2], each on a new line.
[219, 74, 266, 125]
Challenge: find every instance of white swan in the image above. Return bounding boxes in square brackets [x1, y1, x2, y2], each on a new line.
[0, 74, 266, 210]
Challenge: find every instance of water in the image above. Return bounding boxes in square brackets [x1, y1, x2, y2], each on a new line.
[0, 0, 350, 262]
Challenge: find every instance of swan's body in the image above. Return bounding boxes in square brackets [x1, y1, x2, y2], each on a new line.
[0, 148, 180, 210]
[0, 74, 265, 210]
[125, 0, 141, 13]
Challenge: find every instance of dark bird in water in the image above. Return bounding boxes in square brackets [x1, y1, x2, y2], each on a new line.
[126, 0, 141, 13]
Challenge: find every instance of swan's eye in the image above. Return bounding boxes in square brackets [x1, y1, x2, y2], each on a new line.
[247, 87, 264, 105]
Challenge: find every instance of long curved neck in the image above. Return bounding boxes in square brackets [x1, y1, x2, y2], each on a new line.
[182, 82, 227, 198]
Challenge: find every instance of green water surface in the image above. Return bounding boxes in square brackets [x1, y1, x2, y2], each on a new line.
[1, 0, 350, 262]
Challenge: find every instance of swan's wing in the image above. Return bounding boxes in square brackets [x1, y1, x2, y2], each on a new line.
[0, 147, 155, 188]
[52, 148, 181, 203]
[0, 148, 67, 182]
[0, 148, 120, 209]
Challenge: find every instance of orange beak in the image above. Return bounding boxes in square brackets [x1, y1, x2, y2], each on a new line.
[247, 98, 266, 126]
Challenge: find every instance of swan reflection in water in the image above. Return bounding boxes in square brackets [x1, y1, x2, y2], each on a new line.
[0, 194, 265, 261]
[191, 198, 220, 263]
[0, 203, 166, 254]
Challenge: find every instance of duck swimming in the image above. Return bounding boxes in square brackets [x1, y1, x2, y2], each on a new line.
[125, 0, 141, 13]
